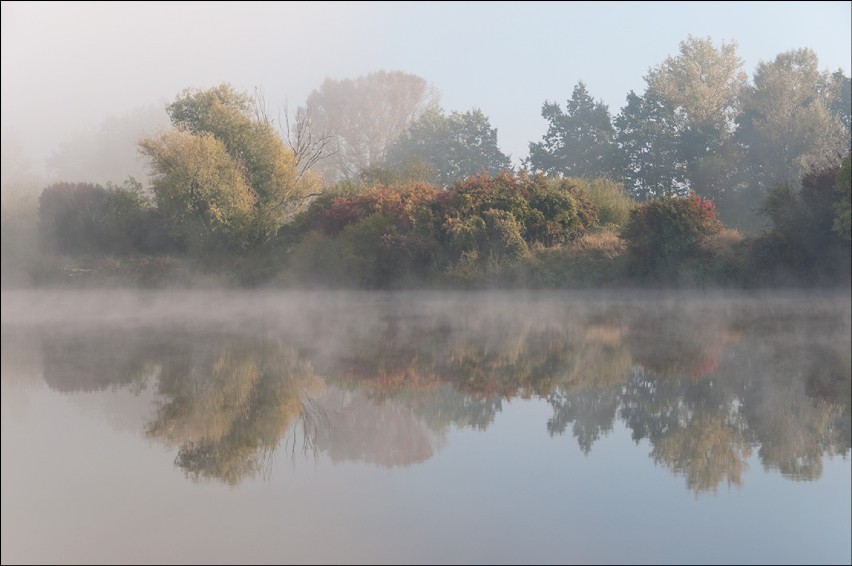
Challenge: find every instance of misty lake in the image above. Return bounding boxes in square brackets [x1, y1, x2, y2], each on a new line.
[1, 289, 850, 564]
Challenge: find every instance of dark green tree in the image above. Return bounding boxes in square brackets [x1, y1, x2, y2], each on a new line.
[614, 90, 687, 200]
[527, 82, 617, 178]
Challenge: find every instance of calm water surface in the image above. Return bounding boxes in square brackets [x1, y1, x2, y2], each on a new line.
[1, 289, 850, 564]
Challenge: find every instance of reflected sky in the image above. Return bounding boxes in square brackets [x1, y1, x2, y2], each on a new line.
[2, 290, 850, 564]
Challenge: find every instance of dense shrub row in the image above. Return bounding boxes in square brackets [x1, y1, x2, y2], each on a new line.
[31, 158, 852, 288]
[279, 172, 600, 287]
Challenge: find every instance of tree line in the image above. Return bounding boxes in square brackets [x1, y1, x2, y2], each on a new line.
[12, 35, 852, 288]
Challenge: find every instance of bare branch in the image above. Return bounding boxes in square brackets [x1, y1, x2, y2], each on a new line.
[253, 89, 337, 182]
[253, 86, 271, 126]
[280, 99, 338, 182]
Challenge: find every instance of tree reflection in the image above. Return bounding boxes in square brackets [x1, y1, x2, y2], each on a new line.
[307, 299, 848, 493]
[23, 294, 850, 492]
[617, 367, 754, 493]
[752, 397, 843, 480]
[146, 338, 324, 485]
[742, 345, 850, 481]
[312, 387, 444, 467]
[547, 388, 619, 454]
[650, 413, 752, 492]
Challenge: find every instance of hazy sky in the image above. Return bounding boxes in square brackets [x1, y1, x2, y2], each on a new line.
[2, 0, 850, 171]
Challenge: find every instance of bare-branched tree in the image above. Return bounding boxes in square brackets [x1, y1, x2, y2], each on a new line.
[254, 88, 337, 184]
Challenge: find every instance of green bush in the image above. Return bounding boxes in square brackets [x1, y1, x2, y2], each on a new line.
[621, 192, 722, 279]
[566, 177, 635, 229]
[282, 230, 345, 285]
[440, 172, 597, 265]
[38, 179, 172, 255]
[282, 183, 442, 287]
[525, 176, 598, 245]
[747, 161, 851, 284]
[507, 231, 628, 288]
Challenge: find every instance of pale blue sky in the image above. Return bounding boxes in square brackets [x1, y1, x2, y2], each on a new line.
[2, 1, 850, 169]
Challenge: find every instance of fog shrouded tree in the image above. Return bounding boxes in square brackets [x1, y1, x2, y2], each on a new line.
[253, 88, 337, 183]
[527, 81, 617, 178]
[644, 35, 747, 200]
[384, 107, 512, 186]
[737, 49, 849, 192]
[646, 35, 746, 139]
[829, 70, 851, 137]
[304, 70, 439, 182]
[48, 105, 170, 186]
[140, 84, 317, 252]
[614, 90, 687, 200]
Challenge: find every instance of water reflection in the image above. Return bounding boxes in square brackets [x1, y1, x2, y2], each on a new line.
[3, 291, 849, 492]
[147, 339, 323, 485]
[314, 388, 445, 467]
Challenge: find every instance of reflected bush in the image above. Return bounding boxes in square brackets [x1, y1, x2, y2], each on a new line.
[41, 331, 157, 393]
[624, 307, 741, 381]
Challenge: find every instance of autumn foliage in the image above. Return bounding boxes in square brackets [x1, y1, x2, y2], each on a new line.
[621, 192, 722, 278]
[283, 172, 598, 287]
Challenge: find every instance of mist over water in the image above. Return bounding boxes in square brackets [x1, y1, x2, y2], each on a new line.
[2, 288, 849, 563]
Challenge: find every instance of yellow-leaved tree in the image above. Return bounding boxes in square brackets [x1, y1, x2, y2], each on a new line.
[140, 83, 320, 253]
